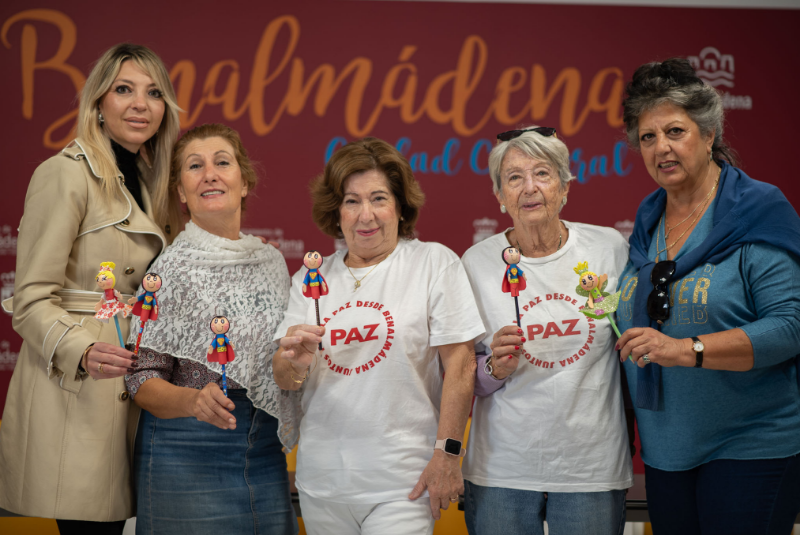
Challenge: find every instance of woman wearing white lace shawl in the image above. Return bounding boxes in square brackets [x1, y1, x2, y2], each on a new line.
[124, 124, 301, 535]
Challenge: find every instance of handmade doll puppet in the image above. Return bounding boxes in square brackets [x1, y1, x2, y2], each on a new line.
[501, 246, 527, 327]
[573, 261, 628, 361]
[129, 272, 162, 322]
[302, 251, 328, 298]
[128, 272, 163, 354]
[501, 246, 527, 297]
[573, 261, 620, 319]
[93, 261, 130, 346]
[302, 251, 328, 349]
[207, 315, 235, 396]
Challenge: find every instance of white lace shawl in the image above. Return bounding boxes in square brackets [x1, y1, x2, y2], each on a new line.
[128, 221, 302, 449]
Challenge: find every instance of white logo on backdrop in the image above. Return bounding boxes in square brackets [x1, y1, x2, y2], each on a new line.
[0, 225, 17, 256]
[1, 271, 14, 304]
[614, 220, 634, 242]
[689, 47, 734, 88]
[688, 47, 752, 110]
[241, 228, 305, 259]
[0, 340, 18, 371]
[473, 218, 499, 244]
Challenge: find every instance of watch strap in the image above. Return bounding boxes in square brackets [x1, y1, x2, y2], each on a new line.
[692, 336, 704, 368]
[434, 438, 466, 457]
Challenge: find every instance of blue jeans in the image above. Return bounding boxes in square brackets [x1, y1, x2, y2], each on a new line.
[464, 480, 626, 535]
[134, 390, 298, 535]
[645, 455, 800, 535]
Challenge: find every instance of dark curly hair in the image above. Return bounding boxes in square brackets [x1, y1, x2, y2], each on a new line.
[622, 57, 738, 166]
[310, 137, 425, 239]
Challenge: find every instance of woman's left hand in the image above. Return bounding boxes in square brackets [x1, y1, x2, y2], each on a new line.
[617, 327, 690, 368]
[408, 451, 463, 520]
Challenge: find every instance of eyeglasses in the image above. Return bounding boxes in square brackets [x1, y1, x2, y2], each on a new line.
[497, 127, 557, 142]
[647, 260, 676, 323]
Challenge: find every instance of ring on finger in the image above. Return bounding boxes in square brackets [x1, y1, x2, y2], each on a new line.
[98, 362, 105, 374]
[642, 354, 650, 363]
[449, 496, 459, 503]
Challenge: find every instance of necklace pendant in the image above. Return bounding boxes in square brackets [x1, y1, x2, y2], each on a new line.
[354, 280, 360, 291]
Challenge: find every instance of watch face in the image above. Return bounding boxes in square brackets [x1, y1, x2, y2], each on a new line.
[693, 341, 704, 352]
[444, 438, 462, 456]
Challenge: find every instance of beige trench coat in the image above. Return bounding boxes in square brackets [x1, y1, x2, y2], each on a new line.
[0, 139, 166, 521]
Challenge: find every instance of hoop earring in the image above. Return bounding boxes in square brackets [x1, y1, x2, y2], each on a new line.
[500, 205, 507, 214]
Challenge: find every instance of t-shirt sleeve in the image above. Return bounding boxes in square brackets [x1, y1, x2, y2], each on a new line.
[273, 268, 309, 341]
[739, 243, 800, 368]
[428, 259, 486, 348]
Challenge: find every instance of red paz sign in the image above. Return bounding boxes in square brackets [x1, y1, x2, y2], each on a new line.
[0, 1, 798, 424]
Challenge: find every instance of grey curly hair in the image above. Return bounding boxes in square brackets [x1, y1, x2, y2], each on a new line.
[622, 57, 738, 166]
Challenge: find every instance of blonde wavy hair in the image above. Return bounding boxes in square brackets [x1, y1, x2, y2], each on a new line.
[76, 43, 182, 240]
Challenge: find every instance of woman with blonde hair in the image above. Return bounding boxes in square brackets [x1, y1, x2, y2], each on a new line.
[0, 42, 180, 535]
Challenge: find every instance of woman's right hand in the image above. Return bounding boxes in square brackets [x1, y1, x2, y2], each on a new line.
[279, 324, 325, 372]
[187, 383, 237, 430]
[84, 342, 137, 380]
[488, 325, 526, 380]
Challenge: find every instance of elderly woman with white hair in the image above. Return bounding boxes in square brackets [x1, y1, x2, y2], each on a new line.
[460, 127, 633, 535]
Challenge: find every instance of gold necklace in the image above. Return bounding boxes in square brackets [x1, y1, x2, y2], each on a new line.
[664, 167, 721, 240]
[654, 214, 668, 261]
[346, 250, 392, 291]
[516, 227, 563, 257]
[656, 176, 719, 259]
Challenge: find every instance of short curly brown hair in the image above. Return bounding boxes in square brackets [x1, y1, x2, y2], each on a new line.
[169, 123, 259, 218]
[311, 137, 425, 239]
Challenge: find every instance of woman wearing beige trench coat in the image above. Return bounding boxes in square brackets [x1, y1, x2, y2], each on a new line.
[0, 44, 181, 534]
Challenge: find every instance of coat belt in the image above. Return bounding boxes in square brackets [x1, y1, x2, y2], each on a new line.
[1, 289, 135, 315]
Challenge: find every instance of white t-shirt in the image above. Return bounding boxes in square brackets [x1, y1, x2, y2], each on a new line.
[275, 239, 485, 503]
[461, 222, 633, 492]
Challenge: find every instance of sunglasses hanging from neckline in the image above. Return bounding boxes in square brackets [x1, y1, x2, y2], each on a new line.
[647, 260, 677, 323]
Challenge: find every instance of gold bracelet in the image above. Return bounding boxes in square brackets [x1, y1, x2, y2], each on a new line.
[290, 363, 310, 384]
[81, 344, 95, 371]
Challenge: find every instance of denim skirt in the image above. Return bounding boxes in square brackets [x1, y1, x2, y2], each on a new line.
[134, 390, 298, 535]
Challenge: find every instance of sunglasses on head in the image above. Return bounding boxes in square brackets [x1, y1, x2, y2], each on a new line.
[497, 127, 557, 142]
[647, 260, 676, 323]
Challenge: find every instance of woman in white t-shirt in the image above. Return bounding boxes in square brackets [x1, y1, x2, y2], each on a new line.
[273, 137, 485, 535]
[460, 127, 633, 535]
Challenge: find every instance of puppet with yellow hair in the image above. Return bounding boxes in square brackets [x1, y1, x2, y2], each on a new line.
[94, 261, 132, 322]
[573, 261, 621, 320]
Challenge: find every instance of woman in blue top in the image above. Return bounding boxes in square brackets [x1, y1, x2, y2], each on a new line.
[615, 58, 800, 534]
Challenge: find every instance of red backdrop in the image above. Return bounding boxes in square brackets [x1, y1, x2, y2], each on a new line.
[1, 2, 798, 469]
